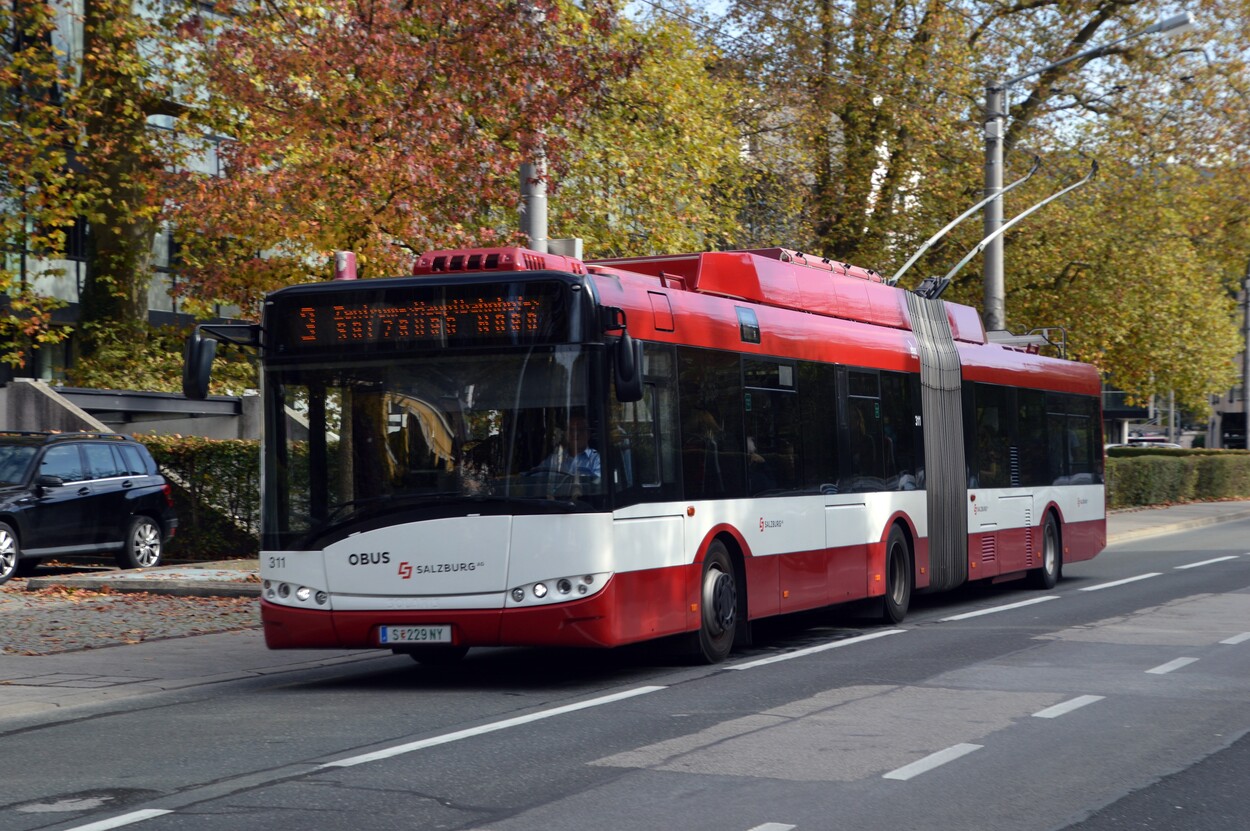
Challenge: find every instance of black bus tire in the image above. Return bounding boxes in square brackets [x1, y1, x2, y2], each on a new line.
[1030, 514, 1061, 590]
[881, 525, 912, 624]
[691, 540, 738, 664]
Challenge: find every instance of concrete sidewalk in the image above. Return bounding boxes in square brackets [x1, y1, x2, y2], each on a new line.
[25, 557, 262, 597]
[1106, 499, 1250, 544]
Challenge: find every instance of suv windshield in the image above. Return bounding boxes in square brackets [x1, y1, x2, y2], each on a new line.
[0, 444, 37, 486]
[265, 347, 603, 548]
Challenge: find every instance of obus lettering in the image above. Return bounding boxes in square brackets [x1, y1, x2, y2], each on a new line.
[348, 552, 390, 566]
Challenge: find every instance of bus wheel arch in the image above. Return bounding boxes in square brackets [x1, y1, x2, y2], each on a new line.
[881, 522, 913, 624]
[1030, 509, 1063, 590]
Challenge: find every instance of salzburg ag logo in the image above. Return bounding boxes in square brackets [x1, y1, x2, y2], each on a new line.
[759, 517, 783, 531]
[397, 561, 485, 579]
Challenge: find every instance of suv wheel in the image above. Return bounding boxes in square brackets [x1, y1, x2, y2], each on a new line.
[118, 516, 163, 569]
[0, 522, 20, 585]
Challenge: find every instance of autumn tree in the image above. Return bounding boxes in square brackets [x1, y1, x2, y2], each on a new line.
[72, 0, 194, 358]
[171, 0, 631, 315]
[0, 0, 73, 368]
[716, 0, 1250, 410]
[1, 0, 206, 380]
[551, 11, 751, 257]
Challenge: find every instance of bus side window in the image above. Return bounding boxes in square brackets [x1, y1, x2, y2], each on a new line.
[845, 369, 885, 492]
[797, 362, 839, 493]
[612, 345, 680, 505]
[678, 347, 744, 500]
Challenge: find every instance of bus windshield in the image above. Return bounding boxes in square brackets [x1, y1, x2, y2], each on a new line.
[265, 346, 603, 548]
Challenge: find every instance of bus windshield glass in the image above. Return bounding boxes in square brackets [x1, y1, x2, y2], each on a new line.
[265, 346, 603, 549]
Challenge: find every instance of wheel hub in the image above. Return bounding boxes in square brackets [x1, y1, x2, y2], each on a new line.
[703, 568, 736, 634]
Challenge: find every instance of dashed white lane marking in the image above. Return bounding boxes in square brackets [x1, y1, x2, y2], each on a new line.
[939, 596, 1058, 622]
[321, 686, 666, 768]
[1146, 657, 1199, 675]
[729, 629, 906, 670]
[747, 824, 796, 831]
[883, 743, 982, 780]
[1175, 556, 1240, 570]
[64, 810, 172, 831]
[1032, 695, 1105, 719]
[1221, 632, 1250, 645]
[1079, 573, 1162, 592]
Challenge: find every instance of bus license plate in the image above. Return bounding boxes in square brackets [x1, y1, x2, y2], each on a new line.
[379, 625, 452, 645]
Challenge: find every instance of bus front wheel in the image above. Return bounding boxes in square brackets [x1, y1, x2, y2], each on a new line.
[881, 525, 912, 624]
[691, 541, 738, 664]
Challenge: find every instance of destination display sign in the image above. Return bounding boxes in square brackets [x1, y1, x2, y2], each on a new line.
[269, 281, 569, 351]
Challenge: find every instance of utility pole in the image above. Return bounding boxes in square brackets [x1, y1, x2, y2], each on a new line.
[520, 155, 548, 254]
[980, 12, 1196, 333]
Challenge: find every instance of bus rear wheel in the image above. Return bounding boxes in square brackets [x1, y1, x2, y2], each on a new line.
[881, 525, 912, 624]
[691, 541, 738, 664]
[1029, 514, 1061, 590]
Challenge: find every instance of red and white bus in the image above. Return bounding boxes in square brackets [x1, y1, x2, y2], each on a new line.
[190, 245, 1104, 664]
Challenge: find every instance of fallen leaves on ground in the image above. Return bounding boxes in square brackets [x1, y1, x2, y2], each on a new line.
[1, 579, 260, 655]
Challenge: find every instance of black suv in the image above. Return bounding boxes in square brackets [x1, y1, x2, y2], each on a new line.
[0, 432, 178, 584]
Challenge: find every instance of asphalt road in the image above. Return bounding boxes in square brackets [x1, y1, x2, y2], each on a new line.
[1, 518, 1248, 831]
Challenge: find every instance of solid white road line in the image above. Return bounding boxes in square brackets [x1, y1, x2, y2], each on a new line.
[321, 686, 666, 768]
[747, 824, 796, 831]
[1079, 573, 1162, 592]
[729, 629, 906, 670]
[1221, 632, 1250, 645]
[1175, 556, 1240, 570]
[64, 810, 173, 831]
[1032, 695, 1105, 719]
[883, 743, 982, 781]
[939, 596, 1058, 622]
[1146, 657, 1199, 675]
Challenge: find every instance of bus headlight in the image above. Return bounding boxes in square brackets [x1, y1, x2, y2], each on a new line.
[506, 572, 610, 607]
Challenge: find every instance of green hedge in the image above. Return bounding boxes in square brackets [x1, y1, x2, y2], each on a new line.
[137, 435, 260, 561]
[1106, 448, 1250, 508]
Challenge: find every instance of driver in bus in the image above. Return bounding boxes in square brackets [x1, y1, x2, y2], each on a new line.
[536, 413, 601, 480]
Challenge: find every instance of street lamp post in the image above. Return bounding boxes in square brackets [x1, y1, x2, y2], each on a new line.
[981, 11, 1196, 333]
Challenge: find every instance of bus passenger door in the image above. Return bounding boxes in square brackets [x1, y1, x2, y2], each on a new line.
[971, 492, 1034, 577]
[825, 501, 868, 601]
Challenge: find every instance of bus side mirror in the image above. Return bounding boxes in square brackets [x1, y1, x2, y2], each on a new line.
[182, 327, 218, 400]
[614, 330, 643, 403]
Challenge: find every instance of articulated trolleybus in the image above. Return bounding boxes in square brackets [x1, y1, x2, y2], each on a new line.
[186, 245, 1105, 664]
